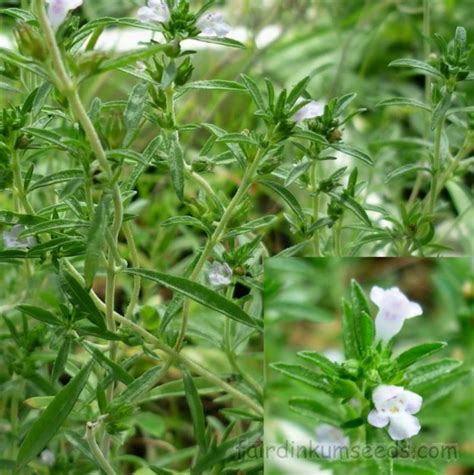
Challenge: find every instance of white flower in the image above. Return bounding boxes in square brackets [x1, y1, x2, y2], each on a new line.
[196, 12, 230, 38]
[292, 99, 325, 122]
[314, 424, 349, 459]
[137, 0, 170, 23]
[207, 261, 232, 289]
[40, 449, 55, 467]
[46, 0, 83, 31]
[370, 286, 422, 342]
[368, 385, 422, 441]
[3, 225, 36, 249]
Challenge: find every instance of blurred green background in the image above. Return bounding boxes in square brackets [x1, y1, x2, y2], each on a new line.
[264, 257, 474, 475]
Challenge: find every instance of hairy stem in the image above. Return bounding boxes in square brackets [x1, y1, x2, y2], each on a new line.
[427, 120, 444, 214]
[174, 148, 266, 351]
[85, 422, 117, 475]
[310, 161, 321, 256]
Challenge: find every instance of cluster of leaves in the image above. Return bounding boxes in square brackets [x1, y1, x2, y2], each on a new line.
[271, 280, 469, 475]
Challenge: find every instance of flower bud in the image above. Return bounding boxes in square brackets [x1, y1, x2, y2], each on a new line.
[14, 23, 47, 61]
[191, 157, 214, 173]
[175, 57, 194, 86]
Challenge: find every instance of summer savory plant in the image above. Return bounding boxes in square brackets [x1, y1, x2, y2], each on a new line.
[271, 280, 469, 474]
[1, 0, 272, 473]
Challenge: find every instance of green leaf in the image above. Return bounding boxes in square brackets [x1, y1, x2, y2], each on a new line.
[161, 216, 211, 235]
[376, 97, 431, 112]
[59, 270, 106, 330]
[112, 366, 165, 407]
[181, 80, 247, 93]
[123, 82, 148, 147]
[341, 299, 359, 359]
[406, 358, 462, 386]
[202, 123, 247, 169]
[97, 43, 171, 73]
[84, 196, 110, 289]
[389, 59, 442, 78]
[296, 351, 339, 377]
[350, 280, 373, 354]
[194, 36, 246, 49]
[17, 359, 94, 467]
[51, 337, 71, 382]
[142, 377, 219, 403]
[168, 132, 185, 201]
[284, 159, 311, 186]
[83, 341, 133, 385]
[329, 192, 372, 227]
[330, 143, 373, 166]
[270, 363, 331, 392]
[258, 178, 305, 224]
[286, 76, 311, 107]
[224, 215, 277, 238]
[395, 342, 447, 369]
[385, 164, 431, 183]
[182, 367, 208, 453]
[28, 170, 84, 192]
[124, 268, 262, 331]
[216, 133, 258, 146]
[409, 365, 468, 405]
[292, 129, 328, 145]
[123, 135, 162, 192]
[19, 219, 88, 237]
[16, 304, 62, 326]
[23, 128, 75, 151]
[240, 74, 266, 111]
[289, 397, 342, 425]
[193, 428, 261, 474]
[334, 93, 357, 116]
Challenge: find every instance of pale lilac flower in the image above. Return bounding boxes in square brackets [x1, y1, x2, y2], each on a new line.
[137, 0, 170, 23]
[196, 12, 230, 38]
[368, 385, 422, 440]
[370, 286, 422, 342]
[40, 449, 55, 466]
[292, 99, 325, 122]
[46, 0, 83, 31]
[207, 261, 232, 289]
[3, 225, 36, 249]
[314, 424, 349, 459]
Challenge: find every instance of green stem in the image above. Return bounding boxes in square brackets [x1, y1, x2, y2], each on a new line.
[85, 422, 117, 475]
[174, 147, 266, 351]
[427, 120, 444, 214]
[11, 148, 34, 215]
[123, 222, 141, 319]
[224, 285, 263, 397]
[113, 313, 264, 416]
[63, 261, 263, 415]
[309, 161, 321, 256]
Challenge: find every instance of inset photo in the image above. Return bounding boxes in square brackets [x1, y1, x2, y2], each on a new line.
[264, 257, 473, 475]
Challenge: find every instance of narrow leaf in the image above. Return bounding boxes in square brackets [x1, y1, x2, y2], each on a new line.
[395, 342, 447, 370]
[16, 304, 62, 326]
[17, 359, 94, 466]
[124, 268, 262, 331]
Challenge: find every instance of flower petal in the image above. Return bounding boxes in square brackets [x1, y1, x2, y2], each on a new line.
[374, 310, 405, 342]
[372, 385, 404, 409]
[401, 390, 423, 414]
[369, 286, 386, 306]
[387, 412, 420, 440]
[137, 6, 159, 22]
[402, 300, 423, 319]
[368, 409, 389, 428]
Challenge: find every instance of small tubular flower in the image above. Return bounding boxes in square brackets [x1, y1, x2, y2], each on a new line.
[314, 424, 349, 458]
[292, 99, 325, 122]
[368, 385, 422, 441]
[3, 224, 36, 249]
[46, 0, 83, 31]
[137, 0, 170, 23]
[206, 261, 233, 289]
[196, 12, 230, 38]
[370, 286, 422, 342]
